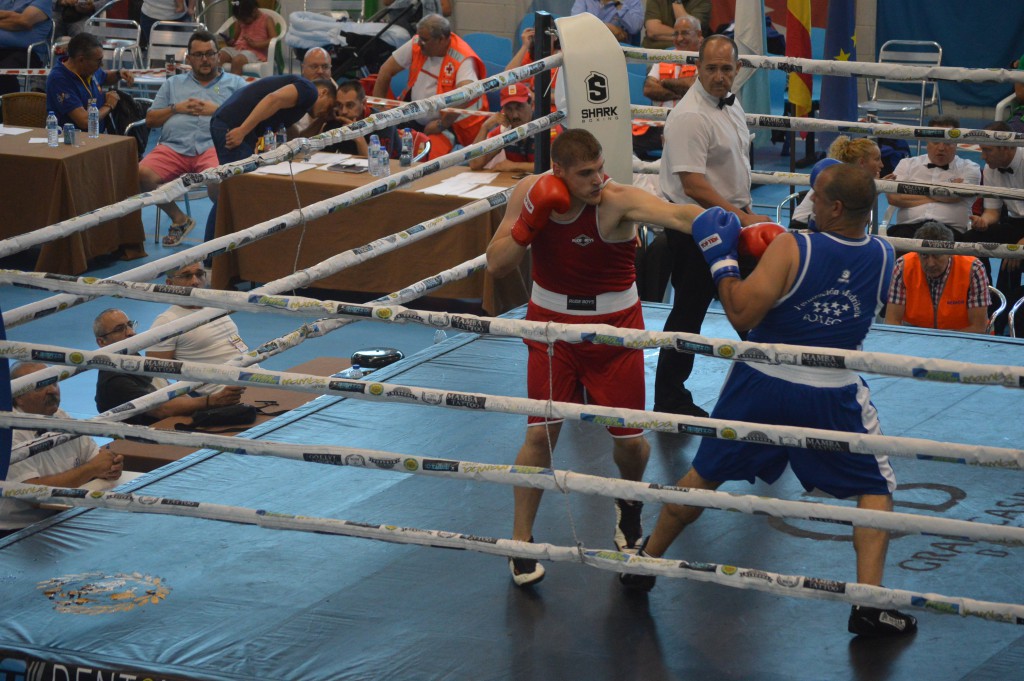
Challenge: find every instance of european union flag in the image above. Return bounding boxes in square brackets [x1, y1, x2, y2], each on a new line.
[819, 0, 858, 133]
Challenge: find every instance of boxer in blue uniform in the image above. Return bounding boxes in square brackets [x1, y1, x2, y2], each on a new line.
[622, 164, 917, 639]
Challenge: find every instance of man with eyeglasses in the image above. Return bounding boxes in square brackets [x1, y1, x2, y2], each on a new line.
[641, 0, 708, 50]
[145, 263, 253, 395]
[289, 47, 336, 140]
[45, 31, 135, 132]
[138, 29, 246, 247]
[633, 15, 701, 160]
[372, 14, 487, 158]
[623, 165, 918, 639]
[93, 308, 245, 425]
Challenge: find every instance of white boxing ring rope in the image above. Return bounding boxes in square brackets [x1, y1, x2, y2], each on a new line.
[3, 343, 1022, 470]
[5, 275, 1024, 394]
[2, 108, 564, 330]
[4, 110, 563, 397]
[1, 476, 1021, 625]
[2, 414, 1020, 548]
[2, 40, 1021, 631]
[631, 109, 1024, 147]
[622, 47, 1024, 85]
[3, 256, 488, 458]
[0, 55, 562, 263]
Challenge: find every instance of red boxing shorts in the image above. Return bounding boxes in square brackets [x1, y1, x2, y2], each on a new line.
[525, 300, 645, 438]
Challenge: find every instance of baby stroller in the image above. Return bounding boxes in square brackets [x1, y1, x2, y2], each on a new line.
[285, 10, 410, 80]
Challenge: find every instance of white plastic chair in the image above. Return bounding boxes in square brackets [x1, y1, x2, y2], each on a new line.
[858, 40, 943, 127]
[1009, 294, 1024, 338]
[216, 9, 288, 77]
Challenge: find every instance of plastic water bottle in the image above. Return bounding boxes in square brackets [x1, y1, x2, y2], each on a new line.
[46, 111, 59, 147]
[276, 124, 287, 149]
[368, 134, 381, 176]
[433, 329, 448, 344]
[378, 144, 391, 176]
[332, 363, 364, 380]
[399, 128, 413, 167]
[87, 99, 99, 138]
[263, 127, 276, 151]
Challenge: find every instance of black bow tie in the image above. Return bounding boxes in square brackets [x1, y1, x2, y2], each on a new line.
[998, 166, 1014, 174]
[927, 163, 949, 170]
[718, 94, 736, 109]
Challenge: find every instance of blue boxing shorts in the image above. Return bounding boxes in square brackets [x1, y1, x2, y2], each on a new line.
[693, 362, 895, 499]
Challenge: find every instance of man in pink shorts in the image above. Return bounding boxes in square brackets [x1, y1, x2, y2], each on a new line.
[139, 29, 246, 246]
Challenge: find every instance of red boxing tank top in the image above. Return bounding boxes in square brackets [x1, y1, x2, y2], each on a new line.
[530, 203, 636, 295]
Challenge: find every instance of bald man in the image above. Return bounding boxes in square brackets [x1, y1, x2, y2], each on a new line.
[289, 47, 336, 139]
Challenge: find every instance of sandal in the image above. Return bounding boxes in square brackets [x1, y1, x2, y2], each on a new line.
[162, 216, 196, 247]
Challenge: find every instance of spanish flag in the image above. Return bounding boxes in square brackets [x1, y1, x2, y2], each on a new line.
[785, 0, 813, 118]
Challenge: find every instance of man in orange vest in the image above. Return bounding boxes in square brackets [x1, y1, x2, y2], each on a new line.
[633, 14, 701, 160]
[372, 14, 488, 159]
[885, 221, 991, 333]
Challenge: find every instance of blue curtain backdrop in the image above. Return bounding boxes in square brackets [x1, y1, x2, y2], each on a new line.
[877, 0, 1024, 107]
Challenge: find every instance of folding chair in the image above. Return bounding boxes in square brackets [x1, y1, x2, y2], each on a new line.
[147, 21, 208, 71]
[858, 40, 942, 128]
[986, 286, 1007, 335]
[84, 15, 144, 70]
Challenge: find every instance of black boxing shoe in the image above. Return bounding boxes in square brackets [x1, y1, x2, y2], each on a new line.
[848, 605, 918, 638]
[618, 536, 657, 592]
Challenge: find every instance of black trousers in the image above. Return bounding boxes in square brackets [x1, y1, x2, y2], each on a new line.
[962, 217, 1024, 336]
[0, 49, 42, 99]
[653, 229, 716, 409]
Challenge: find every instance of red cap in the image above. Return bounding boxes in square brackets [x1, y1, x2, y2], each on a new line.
[500, 83, 533, 106]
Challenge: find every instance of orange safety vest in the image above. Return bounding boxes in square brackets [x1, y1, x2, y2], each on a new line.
[903, 253, 973, 330]
[405, 33, 489, 146]
[633, 63, 696, 136]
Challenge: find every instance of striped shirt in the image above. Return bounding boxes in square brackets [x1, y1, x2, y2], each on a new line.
[887, 256, 990, 308]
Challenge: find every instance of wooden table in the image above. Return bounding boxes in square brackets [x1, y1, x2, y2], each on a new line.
[109, 356, 343, 472]
[211, 163, 530, 315]
[0, 128, 147, 274]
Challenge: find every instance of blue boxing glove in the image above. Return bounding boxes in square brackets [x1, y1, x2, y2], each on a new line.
[692, 206, 742, 285]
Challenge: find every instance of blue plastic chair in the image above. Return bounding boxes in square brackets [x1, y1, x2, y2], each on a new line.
[462, 32, 512, 111]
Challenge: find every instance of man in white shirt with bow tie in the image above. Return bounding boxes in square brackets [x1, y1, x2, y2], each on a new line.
[654, 34, 769, 417]
[884, 114, 981, 240]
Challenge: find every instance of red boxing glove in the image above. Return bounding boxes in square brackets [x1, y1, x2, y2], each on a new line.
[738, 222, 786, 261]
[510, 175, 570, 247]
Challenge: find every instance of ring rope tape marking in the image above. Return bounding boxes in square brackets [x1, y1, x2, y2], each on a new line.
[2, 479, 1021, 625]
[1, 348, 1021, 469]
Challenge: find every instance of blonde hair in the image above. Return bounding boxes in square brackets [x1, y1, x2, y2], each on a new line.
[828, 136, 879, 164]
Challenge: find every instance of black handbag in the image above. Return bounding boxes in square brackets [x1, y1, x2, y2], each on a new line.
[175, 404, 257, 432]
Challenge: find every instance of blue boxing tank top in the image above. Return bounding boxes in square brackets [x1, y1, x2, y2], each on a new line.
[748, 231, 894, 350]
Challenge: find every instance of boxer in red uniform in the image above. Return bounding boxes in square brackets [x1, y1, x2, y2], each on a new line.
[487, 128, 708, 586]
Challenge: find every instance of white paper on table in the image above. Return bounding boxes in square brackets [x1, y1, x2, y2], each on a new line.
[418, 174, 488, 196]
[461, 185, 507, 200]
[309, 152, 352, 164]
[460, 171, 499, 184]
[252, 162, 319, 176]
[0, 125, 31, 135]
[28, 137, 49, 144]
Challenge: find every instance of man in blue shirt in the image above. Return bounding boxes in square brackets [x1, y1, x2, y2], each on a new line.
[140, 29, 245, 247]
[570, 0, 643, 45]
[210, 73, 335, 164]
[622, 165, 919, 639]
[204, 74, 335, 242]
[45, 32, 134, 131]
[0, 0, 51, 97]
